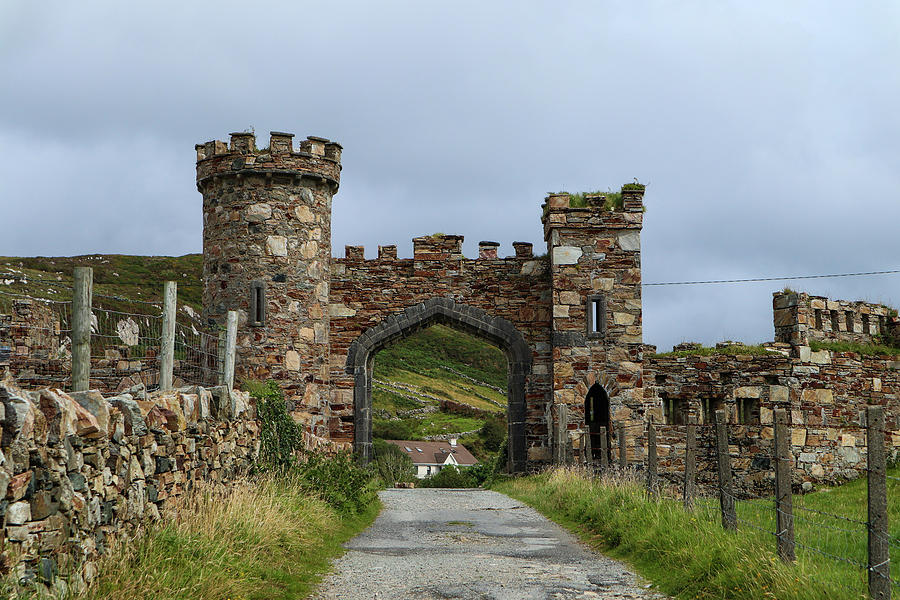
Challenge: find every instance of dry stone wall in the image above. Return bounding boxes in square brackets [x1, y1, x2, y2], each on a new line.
[0, 380, 258, 590]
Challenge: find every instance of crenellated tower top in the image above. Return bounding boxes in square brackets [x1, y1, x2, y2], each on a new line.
[195, 131, 342, 192]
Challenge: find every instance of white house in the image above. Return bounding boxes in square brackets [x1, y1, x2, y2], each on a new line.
[385, 438, 478, 479]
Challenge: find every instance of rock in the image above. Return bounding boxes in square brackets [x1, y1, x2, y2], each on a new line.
[6, 501, 31, 524]
[72, 401, 102, 439]
[7, 471, 32, 501]
[70, 389, 111, 436]
[108, 395, 147, 436]
[266, 235, 288, 257]
[552, 246, 582, 265]
[30, 491, 58, 520]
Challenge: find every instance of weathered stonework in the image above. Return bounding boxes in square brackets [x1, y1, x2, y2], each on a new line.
[197, 131, 646, 472]
[0, 380, 258, 589]
[773, 291, 899, 347]
[197, 132, 341, 440]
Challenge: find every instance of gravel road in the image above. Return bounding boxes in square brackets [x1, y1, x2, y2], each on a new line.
[313, 488, 669, 600]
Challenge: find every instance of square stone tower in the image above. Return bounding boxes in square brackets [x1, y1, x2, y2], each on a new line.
[542, 186, 645, 460]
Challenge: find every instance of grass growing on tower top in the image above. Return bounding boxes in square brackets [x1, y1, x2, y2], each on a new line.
[651, 344, 779, 358]
[809, 340, 900, 357]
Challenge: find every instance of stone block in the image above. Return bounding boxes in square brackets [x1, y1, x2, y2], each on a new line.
[791, 428, 807, 447]
[733, 386, 762, 399]
[7, 500, 31, 524]
[552, 246, 582, 265]
[70, 389, 110, 436]
[800, 388, 833, 405]
[265, 236, 288, 257]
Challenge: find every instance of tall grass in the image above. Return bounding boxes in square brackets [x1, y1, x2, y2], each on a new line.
[80, 475, 379, 600]
[494, 468, 874, 599]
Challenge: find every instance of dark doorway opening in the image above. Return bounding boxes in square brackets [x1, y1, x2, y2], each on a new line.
[585, 383, 611, 462]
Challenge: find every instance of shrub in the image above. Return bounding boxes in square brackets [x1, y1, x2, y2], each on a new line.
[418, 465, 476, 488]
[372, 439, 417, 485]
[244, 380, 303, 472]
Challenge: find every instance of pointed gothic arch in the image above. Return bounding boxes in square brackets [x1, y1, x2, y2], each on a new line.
[345, 297, 532, 472]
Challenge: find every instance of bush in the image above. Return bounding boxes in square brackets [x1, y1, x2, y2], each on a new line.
[245, 379, 375, 514]
[372, 439, 417, 485]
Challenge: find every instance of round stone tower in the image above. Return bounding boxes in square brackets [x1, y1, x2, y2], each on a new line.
[195, 131, 341, 436]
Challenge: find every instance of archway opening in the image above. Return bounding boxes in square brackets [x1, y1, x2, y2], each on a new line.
[585, 383, 611, 462]
[371, 324, 508, 480]
[346, 298, 530, 473]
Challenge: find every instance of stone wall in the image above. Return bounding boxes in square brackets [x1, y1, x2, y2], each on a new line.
[773, 291, 899, 346]
[0, 380, 258, 590]
[643, 348, 900, 495]
[329, 235, 552, 461]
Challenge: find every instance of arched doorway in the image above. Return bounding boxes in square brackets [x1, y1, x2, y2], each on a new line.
[345, 297, 532, 472]
[585, 383, 612, 462]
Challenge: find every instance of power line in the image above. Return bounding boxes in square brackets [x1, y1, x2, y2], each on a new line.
[643, 269, 900, 287]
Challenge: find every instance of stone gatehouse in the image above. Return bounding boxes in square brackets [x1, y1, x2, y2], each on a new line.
[196, 130, 645, 471]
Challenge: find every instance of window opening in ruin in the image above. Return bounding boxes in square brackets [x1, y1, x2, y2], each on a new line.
[250, 281, 266, 326]
[586, 295, 606, 338]
[814, 309, 823, 330]
[720, 372, 733, 384]
[701, 398, 725, 424]
[370, 323, 509, 477]
[880, 315, 888, 335]
[663, 397, 688, 425]
[585, 383, 612, 462]
[845, 311, 854, 332]
[655, 374, 666, 385]
[862, 314, 870, 334]
[737, 398, 760, 425]
[831, 310, 840, 332]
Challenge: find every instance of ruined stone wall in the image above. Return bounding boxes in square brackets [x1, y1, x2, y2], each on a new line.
[0, 380, 258, 589]
[328, 236, 553, 457]
[197, 131, 341, 441]
[643, 349, 900, 495]
[773, 291, 899, 346]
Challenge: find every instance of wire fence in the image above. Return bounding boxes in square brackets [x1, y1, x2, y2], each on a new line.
[572, 408, 899, 599]
[0, 271, 223, 393]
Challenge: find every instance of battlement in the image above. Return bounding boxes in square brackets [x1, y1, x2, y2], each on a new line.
[195, 130, 342, 190]
[773, 291, 899, 346]
[542, 184, 644, 239]
[337, 238, 536, 261]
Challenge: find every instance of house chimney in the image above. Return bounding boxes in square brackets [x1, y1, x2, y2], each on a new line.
[449, 438, 457, 448]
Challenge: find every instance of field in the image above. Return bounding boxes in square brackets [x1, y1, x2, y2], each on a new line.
[495, 467, 900, 600]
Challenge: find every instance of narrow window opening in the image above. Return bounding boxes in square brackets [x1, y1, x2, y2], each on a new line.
[585, 295, 606, 338]
[250, 281, 266, 327]
[737, 398, 760, 425]
[664, 397, 687, 425]
[880, 315, 888, 335]
[814, 309, 823, 330]
[845, 311, 855, 332]
[702, 398, 725, 424]
[831, 310, 840, 332]
[862, 314, 870, 334]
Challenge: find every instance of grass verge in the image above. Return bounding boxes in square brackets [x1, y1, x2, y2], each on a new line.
[493, 468, 879, 599]
[80, 475, 380, 600]
[810, 339, 900, 358]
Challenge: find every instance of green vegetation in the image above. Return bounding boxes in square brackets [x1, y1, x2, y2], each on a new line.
[567, 190, 624, 211]
[810, 340, 900, 358]
[0, 254, 203, 317]
[494, 467, 900, 600]
[652, 344, 780, 358]
[372, 324, 508, 464]
[80, 475, 379, 600]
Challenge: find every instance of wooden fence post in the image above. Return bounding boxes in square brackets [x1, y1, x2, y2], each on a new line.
[159, 281, 177, 391]
[618, 427, 627, 470]
[683, 413, 697, 510]
[774, 409, 796, 562]
[554, 404, 569, 465]
[223, 310, 238, 391]
[582, 431, 593, 467]
[715, 409, 737, 530]
[599, 426, 609, 472]
[71, 267, 93, 392]
[647, 416, 658, 497]
[867, 405, 890, 599]
[217, 329, 226, 385]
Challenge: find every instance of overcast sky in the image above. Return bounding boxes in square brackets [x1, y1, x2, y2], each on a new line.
[1, 2, 898, 351]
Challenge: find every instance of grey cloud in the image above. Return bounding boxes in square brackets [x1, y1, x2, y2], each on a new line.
[1, 1, 898, 352]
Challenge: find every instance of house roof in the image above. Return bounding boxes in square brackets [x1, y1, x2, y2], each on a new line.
[384, 440, 478, 466]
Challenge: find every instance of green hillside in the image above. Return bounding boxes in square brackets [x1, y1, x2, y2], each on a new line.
[0, 254, 204, 313]
[372, 324, 508, 461]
